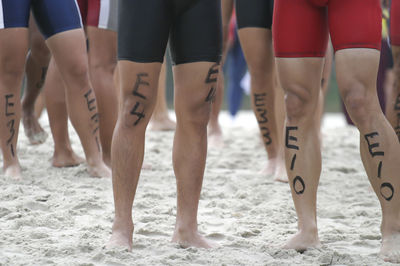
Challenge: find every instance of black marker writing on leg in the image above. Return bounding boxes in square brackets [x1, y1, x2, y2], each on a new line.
[5, 94, 15, 116]
[84, 89, 97, 112]
[130, 102, 145, 126]
[36, 67, 48, 89]
[293, 176, 305, 195]
[364, 132, 384, 157]
[261, 127, 272, 145]
[380, 182, 394, 201]
[133, 73, 149, 99]
[5, 94, 16, 157]
[290, 154, 297, 171]
[286, 126, 299, 150]
[205, 64, 219, 103]
[254, 93, 272, 145]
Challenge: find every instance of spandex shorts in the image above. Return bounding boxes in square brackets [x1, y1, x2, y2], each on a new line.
[77, 0, 117, 32]
[0, 0, 82, 39]
[235, 0, 274, 30]
[391, 0, 400, 45]
[118, 0, 222, 65]
[273, 0, 382, 57]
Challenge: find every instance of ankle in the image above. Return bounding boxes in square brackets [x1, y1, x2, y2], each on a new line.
[112, 217, 134, 233]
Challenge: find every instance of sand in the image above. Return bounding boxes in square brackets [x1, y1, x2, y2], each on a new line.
[0, 111, 396, 265]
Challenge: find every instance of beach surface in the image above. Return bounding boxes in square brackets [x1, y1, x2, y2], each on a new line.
[0, 111, 396, 265]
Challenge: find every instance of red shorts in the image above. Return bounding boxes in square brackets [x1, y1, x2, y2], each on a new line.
[273, 0, 382, 57]
[391, 0, 400, 46]
[77, 0, 117, 31]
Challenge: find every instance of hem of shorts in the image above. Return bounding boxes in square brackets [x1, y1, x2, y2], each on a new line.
[390, 36, 400, 46]
[118, 56, 164, 63]
[334, 43, 381, 52]
[45, 25, 82, 40]
[237, 25, 271, 30]
[0, 24, 29, 30]
[89, 24, 117, 32]
[275, 52, 325, 58]
[173, 55, 222, 65]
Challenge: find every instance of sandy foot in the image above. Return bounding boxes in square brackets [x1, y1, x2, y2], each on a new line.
[4, 164, 22, 180]
[87, 162, 111, 178]
[52, 150, 85, 168]
[273, 159, 288, 183]
[380, 233, 400, 263]
[149, 118, 176, 131]
[172, 228, 217, 249]
[22, 113, 48, 145]
[107, 231, 133, 251]
[284, 229, 321, 252]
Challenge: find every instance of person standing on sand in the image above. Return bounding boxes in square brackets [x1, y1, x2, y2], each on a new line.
[108, 0, 222, 250]
[0, 0, 110, 179]
[274, 0, 400, 262]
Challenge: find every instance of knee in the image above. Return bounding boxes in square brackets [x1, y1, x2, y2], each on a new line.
[1, 56, 25, 83]
[249, 61, 273, 88]
[30, 39, 51, 63]
[178, 102, 211, 130]
[341, 82, 372, 125]
[89, 57, 117, 76]
[284, 86, 313, 123]
[63, 60, 90, 86]
[119, 94, 156, 129]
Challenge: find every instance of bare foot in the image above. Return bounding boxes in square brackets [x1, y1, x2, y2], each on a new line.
[273, 159, 288, 183]
[142, 161, 152, 170]
[283, 228, 321, 252]
[149, 117, 176, 131]
[87, 161, 111, 178]
[4, 164, 22, 180]
[208, 124, 223, 149]
[107, 223, 134, 251]
[172, 228, 217, 249]
[52, 150, 85, 168]
[22, 113, 48, 145]
[380, 233, 400, 263]
[259, 161, 276, 176]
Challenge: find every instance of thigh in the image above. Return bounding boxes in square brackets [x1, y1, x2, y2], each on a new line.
[329, 0, 381, 52]
[117, 0, 170, 63]
[32, 0, 82, 39]
[235, 0, 273, 30]
[391, 0, 400, 46]
[273, 0, 328, 58]
[170, 0, 222, 65]
[0, 0, 31, 29]
[237, 28, 273, 75]
[87, 26, 116, 66]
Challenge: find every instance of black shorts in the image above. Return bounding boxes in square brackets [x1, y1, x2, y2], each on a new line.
[118, 0, 222, 65]
[235, 0, 274, 30]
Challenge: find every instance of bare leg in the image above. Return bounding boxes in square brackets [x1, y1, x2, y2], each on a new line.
[272, 73, 287, 182]
[0, 29, 28, 179]
[44, 59, 84, 167]
[316, 41, 333, 134]
[108, 61, 161, 250]
[46, 29, 110, 178]
[238, 28, 286, 181]
[86, 26, 118, 167]
[207, 0, 234, 148]
[149, 61, 176, 131]
[386, 45, 400, 141]
[336, 49, 400, 263]
[171, 62, 218, 248]
[276, 57, 324, 251]
[22, 17, 50, 145]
